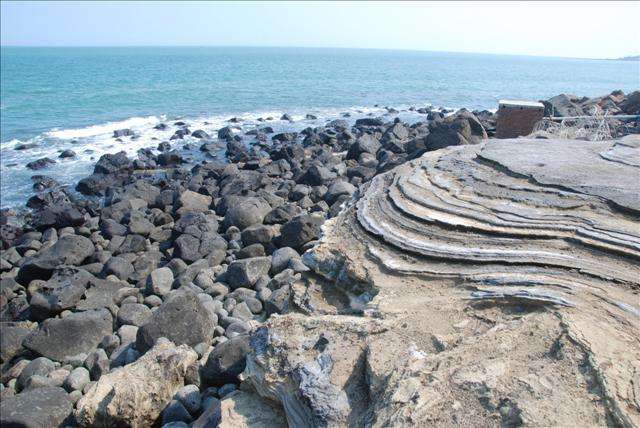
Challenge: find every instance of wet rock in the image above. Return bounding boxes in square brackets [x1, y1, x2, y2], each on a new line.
[26, 157, 56, 170]
[136, 289, 216, 352]
[113, 129, 133, 138]
[355, 117, 384, 127]
[23, 309, 113, 362]
[59, 149, 76, 159]
[76, 338, 198, 427]
[192, 130, 211, 139]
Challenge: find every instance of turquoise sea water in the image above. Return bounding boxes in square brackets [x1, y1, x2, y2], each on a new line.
[1, 46, 639, 207]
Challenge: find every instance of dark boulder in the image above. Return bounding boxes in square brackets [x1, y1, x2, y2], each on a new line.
[201, 335, 251, 386]
[191, 129, 211, 139]
[136, 289, 216, 352]
[225, 257, 271, 289]
[426, 111, 487, 151]
[26, 157, 56, 170]
[113, 129, 133, 138]
[222, 197, 271, 231]
[355, 117, 384, 127]
[346, 134, 381, 160]
[28, 267, 93, 319]
[93, 151, 132, 175]
[58, 149, 76, 159]
[17, 235, 95, 284]
[31, 203, 84, 231]
[23, 309, 113, 362]
[280, 214, 325, 250]
[0, 387, 73, 428]
[0, 324, 32, 363]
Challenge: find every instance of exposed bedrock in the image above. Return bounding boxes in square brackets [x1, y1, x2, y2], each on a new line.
[242, 136, 640, 427]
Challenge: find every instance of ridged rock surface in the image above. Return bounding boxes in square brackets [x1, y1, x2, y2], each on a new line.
[243, 137, 640, 427]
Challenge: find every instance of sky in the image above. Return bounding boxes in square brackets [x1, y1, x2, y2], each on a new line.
[1, 1, 639, 59]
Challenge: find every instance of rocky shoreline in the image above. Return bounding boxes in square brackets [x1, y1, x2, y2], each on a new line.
[1, 90, 638, 427]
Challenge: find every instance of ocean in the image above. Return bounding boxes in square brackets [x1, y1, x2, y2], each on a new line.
[1, 46, 638, 208]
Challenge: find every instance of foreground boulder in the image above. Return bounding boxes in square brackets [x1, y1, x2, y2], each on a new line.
[76, 338, 198, 427]
[23, 309, 113, 362]
[17, 235, 94, 283]
[136, 289, 216, 352]
[202, 335, 251, 386]
[0, 387, 73, 427]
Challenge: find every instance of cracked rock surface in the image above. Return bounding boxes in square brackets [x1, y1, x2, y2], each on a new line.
[241, 136, 640, 427]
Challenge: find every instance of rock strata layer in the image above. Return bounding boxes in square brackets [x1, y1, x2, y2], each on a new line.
[243, 136, 640, 427]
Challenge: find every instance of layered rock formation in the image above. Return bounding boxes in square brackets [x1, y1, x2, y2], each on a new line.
[242, 136, 640, 427]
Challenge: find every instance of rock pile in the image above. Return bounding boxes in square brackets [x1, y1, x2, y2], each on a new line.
[1, 91, 638, 426]
[2, 104, 488, 426]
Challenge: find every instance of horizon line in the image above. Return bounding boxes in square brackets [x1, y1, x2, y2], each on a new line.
[1, 44, 637, 61]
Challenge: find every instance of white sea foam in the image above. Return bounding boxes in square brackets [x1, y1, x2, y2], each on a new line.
[46, 115, 162, 139]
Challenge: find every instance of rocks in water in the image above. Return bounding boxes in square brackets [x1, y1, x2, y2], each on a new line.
[355, 117, 384, 127]
[136, 289, 216, 352]
[113, 128, 133, 138]
[59, 149, 76, 158]
[191, 129, 211, 139]
[0, 387, 72, 427]
[201, 335, 251, 386]
[26, 157, 56, 170]
[23, 309, 113, 362]
[76, 338, 198, 427]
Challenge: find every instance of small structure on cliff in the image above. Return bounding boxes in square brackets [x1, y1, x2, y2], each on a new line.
[496, 99, 545, 138]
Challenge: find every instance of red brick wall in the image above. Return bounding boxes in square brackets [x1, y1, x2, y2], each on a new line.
[496, 106, 544, 138]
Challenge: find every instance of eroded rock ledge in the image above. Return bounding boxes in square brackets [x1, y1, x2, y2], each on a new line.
[241, 137, 640, 427]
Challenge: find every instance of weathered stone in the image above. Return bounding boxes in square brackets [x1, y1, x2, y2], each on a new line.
[76, 339, 198, 427]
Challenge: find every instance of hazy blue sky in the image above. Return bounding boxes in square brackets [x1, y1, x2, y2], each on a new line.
[1, 1, 638, 58]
